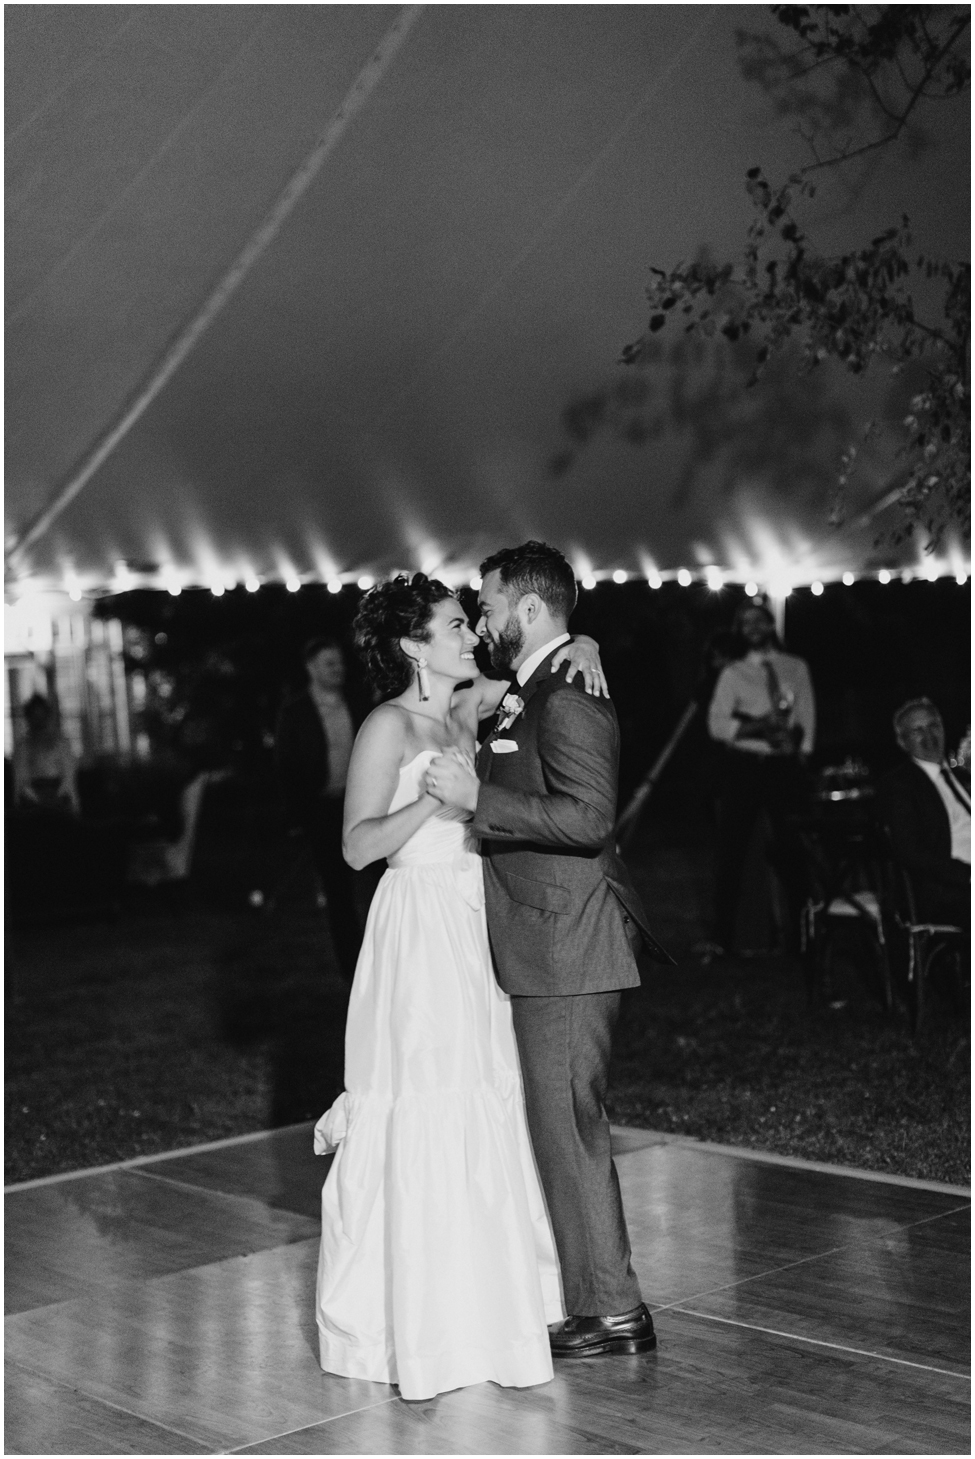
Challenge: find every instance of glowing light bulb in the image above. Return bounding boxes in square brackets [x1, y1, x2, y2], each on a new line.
[244, 576, 260, 593]
[956, 571, 968, 586]
[676, 569, 692, 587]
[612, 570, 627, 585]
[901, 570, 914, 584]
[810, 581, 824, 596]
[581, 575, 597, 591]
[357, 575, 375, 591]
[327, 579, 342, 595]
[744, 581, 758, 598]
[842, 571, 855, 587]
[469, 575, 482, 591]
[646, 572, 662, 590]
[704, 567, 722, 592]
[924, 563, 939, 583]
[878, 569, 891, 584]
[210, 581, 225, 598]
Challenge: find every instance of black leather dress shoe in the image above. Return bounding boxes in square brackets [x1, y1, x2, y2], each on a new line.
[549, 1303, 657, 1357]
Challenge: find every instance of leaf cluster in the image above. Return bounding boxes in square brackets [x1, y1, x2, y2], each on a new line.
[627, 166, 969, 541]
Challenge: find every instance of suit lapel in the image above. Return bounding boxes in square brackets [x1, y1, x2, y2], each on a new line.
[476, 648, 560, 783]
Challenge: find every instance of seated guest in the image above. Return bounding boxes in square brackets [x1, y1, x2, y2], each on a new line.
[12, 694, 79, 814]
[707, 602, 815, 956]
[880, 698, 970, 925]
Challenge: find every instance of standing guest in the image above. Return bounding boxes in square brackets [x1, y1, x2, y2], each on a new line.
[707, 602, 815, 957]
[274, 639, 372, 980]
[880, 698, 970, 926]
[13, 693, 79, 814]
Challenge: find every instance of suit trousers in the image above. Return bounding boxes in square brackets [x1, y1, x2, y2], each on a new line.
[304, 798, 373, 982]
[511, 990, 642, 1316]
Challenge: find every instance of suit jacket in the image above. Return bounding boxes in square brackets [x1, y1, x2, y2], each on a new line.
[878, 759, 970, 905]
[274, 690, 363, 829]
[472, 648, 673, 996]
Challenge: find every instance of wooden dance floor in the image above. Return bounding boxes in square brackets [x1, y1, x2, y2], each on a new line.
[5, 1125, 970, 1454]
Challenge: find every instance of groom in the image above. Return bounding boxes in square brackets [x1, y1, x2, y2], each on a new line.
[430, 540, 672, 1357]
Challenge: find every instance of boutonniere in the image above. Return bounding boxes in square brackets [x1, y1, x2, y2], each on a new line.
[496, 692, 525, 733]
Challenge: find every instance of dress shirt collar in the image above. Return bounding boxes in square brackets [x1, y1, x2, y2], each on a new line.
[516, 633, 571, 688]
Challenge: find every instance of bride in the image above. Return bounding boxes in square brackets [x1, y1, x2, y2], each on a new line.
[314, 573, 607, 1402]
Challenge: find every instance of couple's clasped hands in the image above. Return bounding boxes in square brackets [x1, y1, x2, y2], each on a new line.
[424, 746, 479, 812]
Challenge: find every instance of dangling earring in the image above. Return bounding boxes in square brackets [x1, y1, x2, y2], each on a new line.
[416, 656, 431, 702]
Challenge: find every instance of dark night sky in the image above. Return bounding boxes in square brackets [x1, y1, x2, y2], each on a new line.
[5, 4, 970, 590]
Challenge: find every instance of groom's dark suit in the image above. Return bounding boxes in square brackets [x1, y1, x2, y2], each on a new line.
[472, 647, 672, 1315]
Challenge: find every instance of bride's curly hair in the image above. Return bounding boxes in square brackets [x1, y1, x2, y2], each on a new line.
[354, 574, 455, 697]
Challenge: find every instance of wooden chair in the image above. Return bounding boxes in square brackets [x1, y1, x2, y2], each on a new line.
[794, 807, 893, 1011]
[878, 829, 968, 1033]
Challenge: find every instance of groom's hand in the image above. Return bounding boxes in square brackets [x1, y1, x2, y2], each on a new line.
[425, 749, 479, 812]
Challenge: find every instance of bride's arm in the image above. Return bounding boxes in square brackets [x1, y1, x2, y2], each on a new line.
[342, 708, 439, 870]
[456, 636, 609, 722]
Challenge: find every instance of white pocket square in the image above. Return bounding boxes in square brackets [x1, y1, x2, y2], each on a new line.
[490, 738, 519, 754]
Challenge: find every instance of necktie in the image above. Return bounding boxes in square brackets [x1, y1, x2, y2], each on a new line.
[940, 766, 971, 812]
[763, 657, 787, 715]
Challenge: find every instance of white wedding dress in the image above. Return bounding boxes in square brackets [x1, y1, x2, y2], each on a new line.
[314, 750, 563, 1401]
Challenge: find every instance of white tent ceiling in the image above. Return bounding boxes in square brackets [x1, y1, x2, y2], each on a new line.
[5, 4, 970, 596]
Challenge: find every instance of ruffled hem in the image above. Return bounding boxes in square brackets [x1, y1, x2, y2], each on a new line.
[318, 1330, 553, 1402]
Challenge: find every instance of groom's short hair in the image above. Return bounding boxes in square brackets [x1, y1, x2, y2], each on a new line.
[479, 540, 577, 621]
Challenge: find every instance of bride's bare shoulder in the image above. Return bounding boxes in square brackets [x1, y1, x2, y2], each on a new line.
[354, 702, 410, 758]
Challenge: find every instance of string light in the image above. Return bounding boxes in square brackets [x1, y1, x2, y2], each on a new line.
[39, 557, 972, 600]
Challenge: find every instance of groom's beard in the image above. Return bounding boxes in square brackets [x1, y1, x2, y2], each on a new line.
[485, 618, 525, 676]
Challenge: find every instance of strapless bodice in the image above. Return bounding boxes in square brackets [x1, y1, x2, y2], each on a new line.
[386, 751, 476, 868]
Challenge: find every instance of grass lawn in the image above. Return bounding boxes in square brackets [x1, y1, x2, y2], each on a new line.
[5, 816, 969, 1187]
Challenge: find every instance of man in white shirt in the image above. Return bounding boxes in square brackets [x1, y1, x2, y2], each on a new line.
[880, 698, 970, 925]
[706, 602, 815, 956]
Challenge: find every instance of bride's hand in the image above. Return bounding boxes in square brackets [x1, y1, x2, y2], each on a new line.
[551, 635, 609, 697]
[423, 749, 479, 812]
[441, 745, 476, 774]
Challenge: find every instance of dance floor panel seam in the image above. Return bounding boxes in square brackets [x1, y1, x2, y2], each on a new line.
[224, 1397, 402, 1455]
[672, 1308, 972, 1381]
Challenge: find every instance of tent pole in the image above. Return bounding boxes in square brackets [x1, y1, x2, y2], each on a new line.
[615, 700, 698, 851]
[5, 4, 425, 577]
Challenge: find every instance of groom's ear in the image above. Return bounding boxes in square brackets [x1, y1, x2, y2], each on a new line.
[520, 593, 542, 623]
